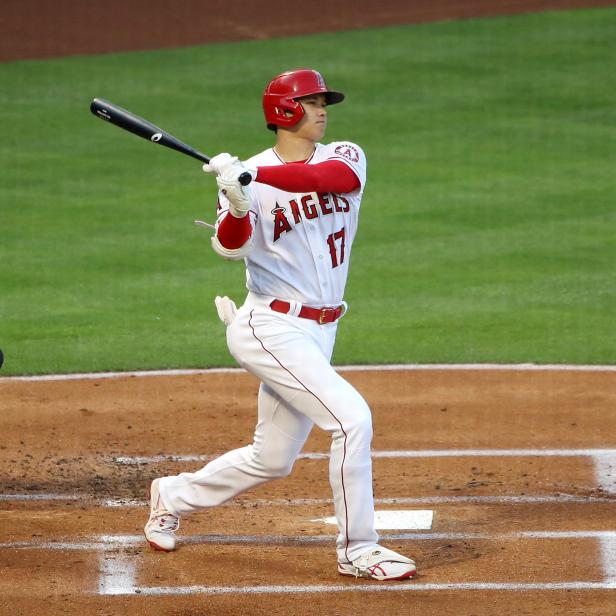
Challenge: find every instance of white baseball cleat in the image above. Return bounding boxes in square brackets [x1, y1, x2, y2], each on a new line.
[338, 546, 417, 581]
[144, 478, 180, 552]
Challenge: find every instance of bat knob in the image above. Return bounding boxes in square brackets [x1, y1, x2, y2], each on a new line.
[238, 171, 252, 186]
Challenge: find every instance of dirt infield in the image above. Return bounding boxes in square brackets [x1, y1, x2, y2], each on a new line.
[1, 367, 615, 614]
[2, 0, 615, 62]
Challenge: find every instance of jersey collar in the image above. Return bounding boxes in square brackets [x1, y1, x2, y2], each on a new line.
[272, 145, 317, 165]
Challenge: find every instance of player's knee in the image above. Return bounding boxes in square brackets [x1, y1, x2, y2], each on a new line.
[270, 459, 295, 478]
[249, 448, 296, 479]
[262, 458, 295, 478]
[347, 413, 373, 446]
[335, 399, 373, 446]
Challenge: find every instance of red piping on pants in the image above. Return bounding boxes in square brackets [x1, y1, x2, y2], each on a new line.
[247, 309, 351, 561]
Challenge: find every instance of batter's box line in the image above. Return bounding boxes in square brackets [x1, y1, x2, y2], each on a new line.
[97, 532, 616, 595]
[112, 448, 616, 465]
[111, 447, 616, 496]
[2, 494, 615, 507]
[104, 581, 616, 596]
[3, 530, 615, 551]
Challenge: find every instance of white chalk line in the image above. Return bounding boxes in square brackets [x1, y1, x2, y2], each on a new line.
[98, 542, 137, 595]
[146, 581, 616, 594]
[3, 529, 616, 551]
[0, 493, 81, 501]
[2, 494, 614, 507]
[113, 448, 616, 465]
[2, 362, 616, 382]
[126, 581, 616, 595]
[601, 535, 616, 585]
[5, 447, 613, 506]
[112, 448, 616, 496]
[594, 453, 616, 496]
[99, 551, 136, 595]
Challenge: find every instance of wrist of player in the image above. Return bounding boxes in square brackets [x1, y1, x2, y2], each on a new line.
[228, 204, 249, 218]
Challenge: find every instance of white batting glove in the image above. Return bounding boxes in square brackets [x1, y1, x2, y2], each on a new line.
[214, 295, 237, 326]
[202, 153, 238, 176]
[225, 161, 257, 184]
[217, 173, 251, 218]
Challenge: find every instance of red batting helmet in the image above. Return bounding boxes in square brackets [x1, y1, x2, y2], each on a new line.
[262, 69, 345, 131]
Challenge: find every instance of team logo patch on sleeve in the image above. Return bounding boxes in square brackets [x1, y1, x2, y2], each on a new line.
[334, 144, 360, 163]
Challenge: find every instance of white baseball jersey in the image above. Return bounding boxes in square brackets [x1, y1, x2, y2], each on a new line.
[216, 141, 367, 306]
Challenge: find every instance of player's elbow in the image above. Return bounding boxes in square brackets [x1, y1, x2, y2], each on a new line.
[211, 235, 254, 260]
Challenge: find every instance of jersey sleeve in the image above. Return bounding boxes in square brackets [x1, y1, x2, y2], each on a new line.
[324, 141, 367, 192]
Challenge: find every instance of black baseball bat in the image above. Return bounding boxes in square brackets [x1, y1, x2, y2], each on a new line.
[90, 98, 252, 185]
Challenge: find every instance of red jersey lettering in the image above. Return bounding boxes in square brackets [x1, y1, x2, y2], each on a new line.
[301, 194, 318, 219]
[272, 207, 292, 242]
[289, 199, 302, 224]
[318, 192, 333, 215]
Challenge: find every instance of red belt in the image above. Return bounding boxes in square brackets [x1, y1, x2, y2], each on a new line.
[270, 300, 345, 324]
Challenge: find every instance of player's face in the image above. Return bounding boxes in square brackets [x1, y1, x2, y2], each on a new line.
[294, 94, 328, 141]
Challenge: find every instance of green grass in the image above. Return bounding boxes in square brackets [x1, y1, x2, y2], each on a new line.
[1, 8, 615, 374]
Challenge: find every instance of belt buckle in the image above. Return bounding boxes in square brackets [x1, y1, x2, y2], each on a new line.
[319, 307, 336, 324]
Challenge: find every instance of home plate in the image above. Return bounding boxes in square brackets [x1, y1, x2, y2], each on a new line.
[313, 510, 434, 530]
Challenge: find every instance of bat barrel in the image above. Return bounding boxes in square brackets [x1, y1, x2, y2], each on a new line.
[90, 98, 254, 185]
[90, 98, 210, 163]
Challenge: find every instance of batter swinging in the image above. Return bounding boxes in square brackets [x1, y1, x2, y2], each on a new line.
[144, 69, 416, 581]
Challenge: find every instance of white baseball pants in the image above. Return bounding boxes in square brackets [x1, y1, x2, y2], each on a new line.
[159, 291, 379, 562]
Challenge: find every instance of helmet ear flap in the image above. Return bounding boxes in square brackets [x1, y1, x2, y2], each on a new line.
[264, 95, 305, 129]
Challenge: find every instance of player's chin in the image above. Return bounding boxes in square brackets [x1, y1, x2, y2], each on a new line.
[313, 123, 326, 140]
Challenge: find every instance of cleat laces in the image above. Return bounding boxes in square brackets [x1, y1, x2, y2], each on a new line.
[151, 501, 179, 532]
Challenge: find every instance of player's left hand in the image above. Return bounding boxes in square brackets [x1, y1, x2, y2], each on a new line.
[202, 152, 238, 176]
[203, 153, 257, 184]
[214, 295, 237, 326]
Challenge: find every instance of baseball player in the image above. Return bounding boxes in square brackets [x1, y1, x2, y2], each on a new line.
[144, 69, 416, 581]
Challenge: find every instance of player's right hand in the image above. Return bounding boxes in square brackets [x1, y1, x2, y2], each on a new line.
[216, 173, 251, 217]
